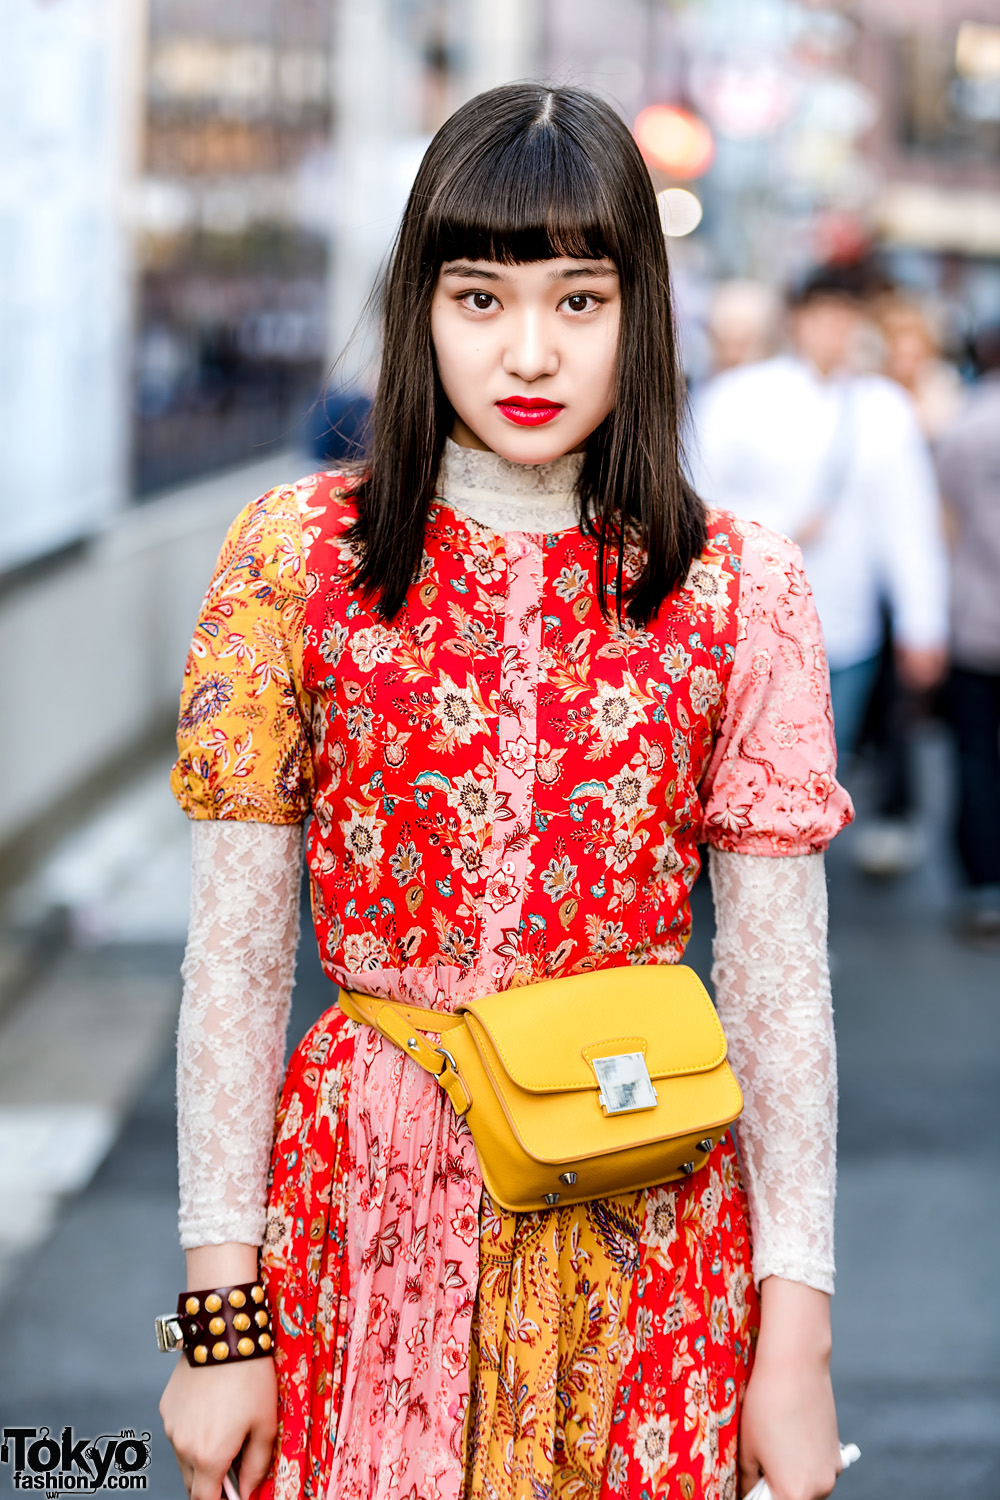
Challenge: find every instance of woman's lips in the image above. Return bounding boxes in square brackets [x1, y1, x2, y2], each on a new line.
[495, 397, 564, 426]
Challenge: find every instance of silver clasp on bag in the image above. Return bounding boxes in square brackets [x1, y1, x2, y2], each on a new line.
[592, 1052, 658, 1116]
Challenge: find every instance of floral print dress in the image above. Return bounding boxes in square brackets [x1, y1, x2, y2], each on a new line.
[172, 462, 850, 1500]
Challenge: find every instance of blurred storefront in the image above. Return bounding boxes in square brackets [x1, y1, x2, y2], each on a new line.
[133, 2, 336, 494]
[864, 6, 1000, 339]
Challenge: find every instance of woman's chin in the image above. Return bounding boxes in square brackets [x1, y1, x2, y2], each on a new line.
[474, 422, 583, 467]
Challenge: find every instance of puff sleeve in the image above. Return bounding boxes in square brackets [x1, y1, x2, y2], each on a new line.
[698, 519, 849, 1292]
[171, 483, 313, 1248]
[698, 519, 853, 854]
[171, 485, 313, 823]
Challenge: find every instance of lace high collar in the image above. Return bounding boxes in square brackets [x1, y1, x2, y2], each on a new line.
[436, 438, 584, 535]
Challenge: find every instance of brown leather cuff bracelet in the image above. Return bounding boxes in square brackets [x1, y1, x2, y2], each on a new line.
[154, 1282, 273, 1366]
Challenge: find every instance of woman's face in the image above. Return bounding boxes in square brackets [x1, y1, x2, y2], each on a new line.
[430, 256, 620, 463]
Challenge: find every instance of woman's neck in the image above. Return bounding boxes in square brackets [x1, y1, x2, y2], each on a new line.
[436, 437, 584, 535]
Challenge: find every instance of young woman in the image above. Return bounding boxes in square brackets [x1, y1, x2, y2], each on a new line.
[160, 84, 852, 1500]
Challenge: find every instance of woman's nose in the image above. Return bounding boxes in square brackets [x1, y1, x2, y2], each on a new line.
[502, 310, 558, 381]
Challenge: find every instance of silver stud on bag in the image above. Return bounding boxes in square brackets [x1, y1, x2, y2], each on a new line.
[680, 1161, 696, 1175]
[697, 1138, 714, 1153]
[543, 1192, 561, 1205]
[559, 1172, 577, 1187]
[406, 1038, 419, 1050]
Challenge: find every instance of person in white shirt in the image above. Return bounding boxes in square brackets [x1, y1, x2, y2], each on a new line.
[689, 266, 949, 761]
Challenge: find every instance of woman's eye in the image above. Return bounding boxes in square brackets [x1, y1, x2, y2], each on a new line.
[462, 291, 497, 312]
[563, 293, 599, 314]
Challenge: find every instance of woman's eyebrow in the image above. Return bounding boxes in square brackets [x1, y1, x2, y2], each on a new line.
[440, 263, 507, 281]
[548, 264, 618, 281]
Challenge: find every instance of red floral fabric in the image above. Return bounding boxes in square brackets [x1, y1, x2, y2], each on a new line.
[261, 1009, 356, 1500]
[603, 1153, 759, 1500]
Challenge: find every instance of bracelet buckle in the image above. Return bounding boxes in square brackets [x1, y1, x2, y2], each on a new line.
[154, 1313, 185, 1353]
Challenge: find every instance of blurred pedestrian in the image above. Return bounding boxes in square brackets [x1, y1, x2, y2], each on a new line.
[706, 278, 782, 373]
[690, 264, 949, 774]
[160, 86, 850, 1500]
[876, 293, 963, 444]
[850, 294, 965, 875]
[935, 323, 1000, 944]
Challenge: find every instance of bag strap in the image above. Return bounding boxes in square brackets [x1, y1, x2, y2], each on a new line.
[338, 988, 472, 1115]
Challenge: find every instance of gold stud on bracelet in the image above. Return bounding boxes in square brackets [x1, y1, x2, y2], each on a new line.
[205, 1293, 222, 1313]
[255, 1310, 269, 1328]
[212, 1342, 230, 1361]
[233, 1313, 250, 1332]
[185, 1297, 200, 1316]
[229, 1289, 246, 1308]
[209, 1317, 226, 1336]
[258, 1333, 272, 1352]
[237, 1338, 255, 1357]
[193, 1345, 208, 1364]
[251, 1285, 265, 1304]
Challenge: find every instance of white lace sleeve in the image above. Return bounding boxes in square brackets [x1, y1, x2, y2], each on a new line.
[177, 820, 303, 1249]
[709, 846, 836, 1294]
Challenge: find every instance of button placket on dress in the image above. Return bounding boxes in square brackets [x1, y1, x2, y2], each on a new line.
[474, 531, 544, 994]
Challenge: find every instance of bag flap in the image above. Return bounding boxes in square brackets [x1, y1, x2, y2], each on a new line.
[461, 965, 726, 1094]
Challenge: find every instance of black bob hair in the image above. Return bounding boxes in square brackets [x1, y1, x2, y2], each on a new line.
[349, 82, 706, 626]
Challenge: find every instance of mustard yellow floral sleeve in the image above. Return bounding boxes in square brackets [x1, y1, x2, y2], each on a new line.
[171, 484, 313, 822]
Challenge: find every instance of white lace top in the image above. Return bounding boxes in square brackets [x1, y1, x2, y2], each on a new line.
[176, 442, 838, 1293]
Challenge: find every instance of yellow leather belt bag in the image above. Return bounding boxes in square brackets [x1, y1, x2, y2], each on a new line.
[338, 965, 743, 1213]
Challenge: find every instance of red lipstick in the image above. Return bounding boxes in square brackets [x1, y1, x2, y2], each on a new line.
[496, 396, 564, 426]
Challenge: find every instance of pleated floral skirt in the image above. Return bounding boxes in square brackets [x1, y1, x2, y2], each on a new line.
[259, 1006, 759, 1500]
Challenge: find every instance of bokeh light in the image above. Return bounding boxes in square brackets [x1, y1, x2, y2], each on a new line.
[657, 187, 704, 237]
[634, 104, 715, 179]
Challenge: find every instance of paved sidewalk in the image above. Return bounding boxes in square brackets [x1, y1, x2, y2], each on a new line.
[0, 730, 997, 1498]
[824, 832, 1000, 1499]
[0, 761, 190, 1289]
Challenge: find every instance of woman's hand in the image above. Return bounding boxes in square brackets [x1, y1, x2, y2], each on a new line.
[738, 1277, 841, 1500]
[160, 1357, 277, 1500]
[159, 1243, 277, 1500]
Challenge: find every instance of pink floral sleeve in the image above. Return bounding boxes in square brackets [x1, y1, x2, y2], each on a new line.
[698, 516, 853, 855]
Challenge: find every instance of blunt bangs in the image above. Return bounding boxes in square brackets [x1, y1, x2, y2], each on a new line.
[427, 125, 612, 269]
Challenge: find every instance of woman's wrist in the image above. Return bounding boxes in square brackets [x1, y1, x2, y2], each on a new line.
[756, 1275, 833, 1366]
[185, 1242, 260, 1292]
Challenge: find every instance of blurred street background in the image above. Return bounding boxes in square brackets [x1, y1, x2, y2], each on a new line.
[1, 1, 998, 1496]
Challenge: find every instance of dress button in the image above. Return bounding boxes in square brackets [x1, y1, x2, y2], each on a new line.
[491, 963, 505, 980]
